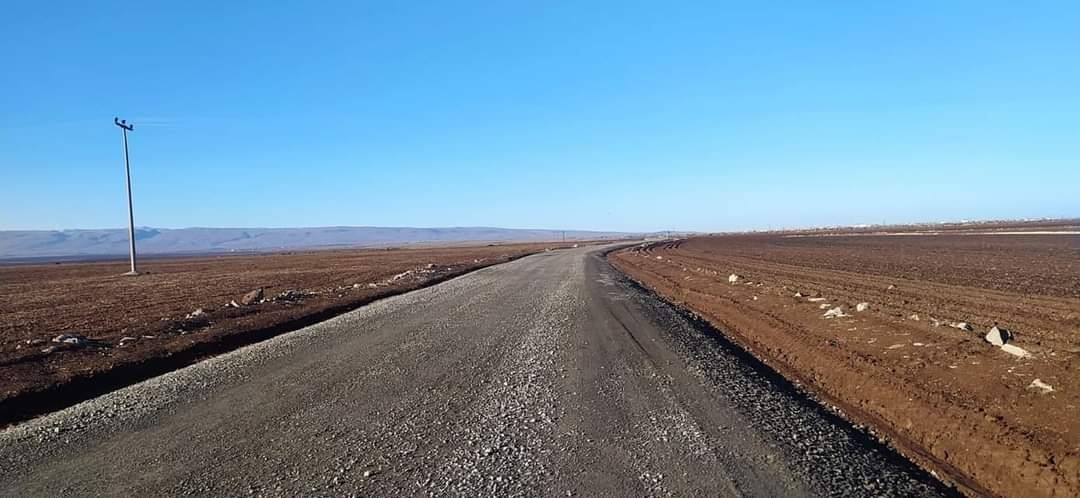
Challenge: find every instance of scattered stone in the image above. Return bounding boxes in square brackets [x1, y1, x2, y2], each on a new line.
[185, 308, 206, 320]
[856, 302, 870, 312]
[240, 288, 264, 306]
[887, 284, 896, 290]
[1028, 379, 1054, 394]
[353, 283, 362, 289]
[954, 322, 974, 332]
[225, 300, 240, 308]
[794, 292, 804, 298]
[985, 326, 1012, 346]
[655, 256, 663, 260]
[823, 307, 847, 319]
[25, 338, 46, 346]
[52, 334, 89, 346]
[367, 283, 378, 289]
[275, 290, 312, 302]
[362, 469, 379, 478]
[908, 313, 920, 321]
[819, 303, 831, 309]
[728, 274, 739, 284]
[1000, 344, 1031, 358]
[807, 297, 827, 302]
[930, 318, 944, 327]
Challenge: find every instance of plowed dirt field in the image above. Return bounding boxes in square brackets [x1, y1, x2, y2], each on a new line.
[0, 242, 580, 425]
[610, 233, 1080, 498]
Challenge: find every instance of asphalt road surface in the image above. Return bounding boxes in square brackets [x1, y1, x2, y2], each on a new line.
[0, 245, 955, 497]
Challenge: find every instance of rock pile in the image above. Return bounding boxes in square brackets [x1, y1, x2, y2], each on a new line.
[240, 288, 264, 306]
[52, 334, 89, 346]
[274, 290, 314, 303]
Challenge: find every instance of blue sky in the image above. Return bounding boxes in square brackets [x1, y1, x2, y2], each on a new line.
[2, 1, 1078, 232]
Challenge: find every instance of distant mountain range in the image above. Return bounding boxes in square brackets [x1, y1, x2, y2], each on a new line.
[0, 226, 639, 261]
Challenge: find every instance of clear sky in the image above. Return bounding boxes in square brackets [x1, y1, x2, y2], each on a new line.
[2, 1, 1078, 232]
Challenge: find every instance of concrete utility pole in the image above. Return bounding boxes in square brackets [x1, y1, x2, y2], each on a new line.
[114, 117, 138, 276]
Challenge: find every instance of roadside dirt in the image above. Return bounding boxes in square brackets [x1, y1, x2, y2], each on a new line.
[0, 242, 583, 425]
[610, 234, 1080, 498]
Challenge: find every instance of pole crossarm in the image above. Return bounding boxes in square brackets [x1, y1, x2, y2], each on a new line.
[114, 117, 134, 131]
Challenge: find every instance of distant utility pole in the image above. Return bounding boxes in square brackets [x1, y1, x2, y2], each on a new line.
[114, 117, 138, 276]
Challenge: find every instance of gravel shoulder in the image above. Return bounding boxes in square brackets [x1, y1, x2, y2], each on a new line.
[0, 245, 952, 497]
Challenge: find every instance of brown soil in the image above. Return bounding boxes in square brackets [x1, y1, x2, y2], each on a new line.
[0, 242, 581, 425]
[610, 234, 1080, 498]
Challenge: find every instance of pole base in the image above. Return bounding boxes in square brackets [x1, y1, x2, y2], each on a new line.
[122, 271, 140, 276]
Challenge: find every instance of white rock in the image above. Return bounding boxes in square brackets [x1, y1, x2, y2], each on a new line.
[52, 334, 89, 346]
[1000, 344, 1031, 358]
[909, 313, 920, 321]
[185, 308, 206, 319]
[887, 284, 896, 290]
[794, 292, 804, 298]
[655, 256, 663, 260]
[807, 297, 827, 302]
[728, 274, 739, 284]
[1028, 379, 1054, 393]
[819, 303, 831, 309]
[856, 302, 870, 312]
[985, 326, 1012, 346]
[954, 322, 974, 332]
[823, 307, 847, 319]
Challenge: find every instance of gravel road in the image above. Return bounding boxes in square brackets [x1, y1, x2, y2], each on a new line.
[0, 245, 956, 497]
